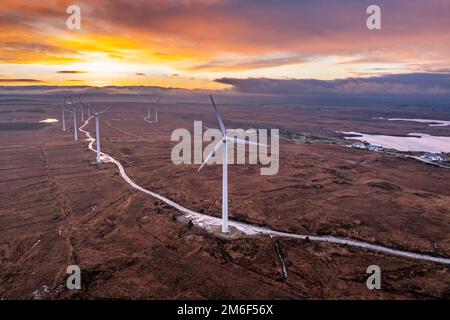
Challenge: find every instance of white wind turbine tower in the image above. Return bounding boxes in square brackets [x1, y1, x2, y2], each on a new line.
[62, 106, 66, 131]
[80, 102, 84, 122]
[154, 96, 160, 123]
[71, 108, 78, 141]
[198, 95, 265, 233]
[93, 108, 108, 163]
[62, 97, 72, 131]
[146, 94, 152, 120]
[79, 97, 90, 122]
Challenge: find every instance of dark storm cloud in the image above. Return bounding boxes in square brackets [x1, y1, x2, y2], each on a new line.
[216, 73, 450, 95]
[1, 73, 450, 106]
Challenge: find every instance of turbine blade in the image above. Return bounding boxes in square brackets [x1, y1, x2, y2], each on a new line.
[98, 107, 110, 115]
[209, 95, 226, 136]
[227, 136, 267, 147]
[198, 140, 224, 172]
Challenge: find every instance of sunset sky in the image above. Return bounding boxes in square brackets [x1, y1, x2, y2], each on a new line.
[0, 0, 449, 90]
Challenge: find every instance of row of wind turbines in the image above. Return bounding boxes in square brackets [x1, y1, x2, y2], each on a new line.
[61, 95, 159, 164]
[145, 95, 159, 123]
[60, 94, 260, 234]
[61, 96, 106, 163]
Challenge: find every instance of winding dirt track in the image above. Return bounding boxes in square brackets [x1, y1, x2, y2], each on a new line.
[79, 117, 450, 266]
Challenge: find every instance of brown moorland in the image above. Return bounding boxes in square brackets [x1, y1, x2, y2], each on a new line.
[0, 101, 449, 299]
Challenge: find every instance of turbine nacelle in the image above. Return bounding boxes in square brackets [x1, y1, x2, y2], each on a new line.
[64, 96, 72, 106]
[93, 107, 109, 117]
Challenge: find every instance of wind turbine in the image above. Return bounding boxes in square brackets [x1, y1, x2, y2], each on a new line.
[198, 95, 264, 233]
[145, 94, 152, 120]
[62, 107, 66, 131]
[93, 108, 108, 163]
[79, 97, 91, 122]
[71, 108, 78, 141]
[63, 97, 72, 131]
[153, 96, 160, 123]
[144, 95, 160, 123]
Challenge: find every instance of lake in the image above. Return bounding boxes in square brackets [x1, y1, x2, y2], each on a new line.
[39, 118, 59, 123]
[340, 118, 450, 153]
[340, 131, 450, 153]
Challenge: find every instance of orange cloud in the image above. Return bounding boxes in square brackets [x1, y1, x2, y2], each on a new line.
[0, 0, 449, 88]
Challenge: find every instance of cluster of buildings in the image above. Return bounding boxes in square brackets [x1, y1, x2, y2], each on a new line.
[419, 152, 449, 162]
[349, 142, 449, 163]
[349, 141, 384, 152]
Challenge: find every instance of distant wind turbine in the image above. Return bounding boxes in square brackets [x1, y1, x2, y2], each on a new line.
[153, 96, 160, 123]
[62, 107, 66, 131]
[71, 108, 78, 141]
[93, 108, 109, 163]
[144, 95, 160, 123]
[79, 97, 91, 122]
[198, 95, 265, 233]
[62, 97, 72, 131]
[146, 94, 152, 120]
